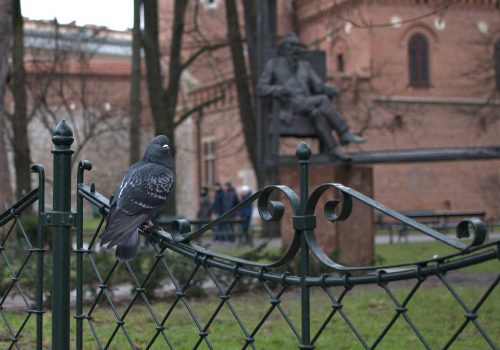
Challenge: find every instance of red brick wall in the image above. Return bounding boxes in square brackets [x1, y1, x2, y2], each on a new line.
[161, 0, 500, 221]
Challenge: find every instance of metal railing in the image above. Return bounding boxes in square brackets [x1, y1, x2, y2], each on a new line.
[0, 120, 498, 349]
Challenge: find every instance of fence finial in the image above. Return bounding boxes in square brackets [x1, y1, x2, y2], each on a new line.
[296, 141, 311, 161]
[52, 120, 74, 148]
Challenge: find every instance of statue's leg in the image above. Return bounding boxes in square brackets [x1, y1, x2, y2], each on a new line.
[310, 111, 350, 160]
[318, 97, 366, 145]
[317, 96, 349, 134]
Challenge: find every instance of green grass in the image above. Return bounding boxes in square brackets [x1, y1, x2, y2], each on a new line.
[214, 239, 500, 272]
[1, 284, 499, 349]
[83, 217, 105, 233]
[0, 241, 498, 349]
[376, 240, 500, 272]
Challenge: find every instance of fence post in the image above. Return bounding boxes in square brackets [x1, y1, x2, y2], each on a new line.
[297, 142, 313, 349]
[51, 120, 74, 350]
[31, 164, 45, 350]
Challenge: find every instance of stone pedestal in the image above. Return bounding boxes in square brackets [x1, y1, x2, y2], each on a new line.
[279, 164, 374, 266]
[335, 166, 374, 266]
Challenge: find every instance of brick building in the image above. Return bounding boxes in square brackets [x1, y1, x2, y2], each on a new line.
[170, 0, 500, 222]
[14, 2, 498, 226]
[7, 20, 156, 203]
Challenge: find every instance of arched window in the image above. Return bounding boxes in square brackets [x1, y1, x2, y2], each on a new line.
[408, 33, 430, 87]
[495, 40, 500, 90]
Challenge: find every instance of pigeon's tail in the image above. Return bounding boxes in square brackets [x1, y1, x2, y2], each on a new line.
[116, 230, 139, 261]
[100, 210, 148, 261]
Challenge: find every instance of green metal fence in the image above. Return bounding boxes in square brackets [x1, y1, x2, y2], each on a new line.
[0, 120, 499, 349]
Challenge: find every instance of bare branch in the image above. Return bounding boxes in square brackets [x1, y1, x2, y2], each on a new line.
[181, 41, 229, 71]
[174, 93, 225, 128]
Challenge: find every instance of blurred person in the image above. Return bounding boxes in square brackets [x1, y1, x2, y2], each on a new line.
[222, 181, 239, 242]
[196, 186, 212, 230]
[211, 182, 225, 241]
[239, 185, 253, 246]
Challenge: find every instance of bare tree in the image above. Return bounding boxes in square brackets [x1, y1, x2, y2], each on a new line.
[142, 0, 228, 213]
[224, 0, 260, 182]
[9, 0, 31, 198]
[456, 23, 500, 130]
[129, 0, 142, 165]
[0, 0, 13, 209]
[23, 21, 127, 167]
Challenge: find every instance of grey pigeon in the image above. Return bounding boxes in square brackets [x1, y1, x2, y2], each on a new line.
[100, 135, 175, 261]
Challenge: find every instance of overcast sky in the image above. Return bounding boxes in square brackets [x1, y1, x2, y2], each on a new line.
[21, 0, 134, 31]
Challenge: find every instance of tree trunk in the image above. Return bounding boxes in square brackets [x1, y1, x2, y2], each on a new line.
[143, 0, 167, 134]
[163, 0, 188, 143]
[242, 0, 258, 91]
[143, 0, 190, 215]
[129, 0, 142, 165]
[0, 0, 13, 208]
[11, 0, 31, 198]
[225, 0, 261, 183]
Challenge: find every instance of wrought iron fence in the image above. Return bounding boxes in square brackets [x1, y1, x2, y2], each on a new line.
[0, 120, 498, 349]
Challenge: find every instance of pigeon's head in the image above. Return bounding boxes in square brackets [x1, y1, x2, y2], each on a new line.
[142, 135, 174, 166]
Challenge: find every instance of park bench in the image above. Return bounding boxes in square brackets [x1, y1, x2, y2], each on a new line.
[375, 210, 487, 243]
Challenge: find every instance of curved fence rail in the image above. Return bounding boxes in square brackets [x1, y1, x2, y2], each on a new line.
[0, 120, 498, 349]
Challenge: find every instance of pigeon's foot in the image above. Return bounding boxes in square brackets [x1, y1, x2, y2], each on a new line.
[340, 131, 366, 146]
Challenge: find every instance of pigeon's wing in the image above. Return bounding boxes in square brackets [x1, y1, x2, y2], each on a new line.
[100, 207, 148, 247]
[100, 162, 175, 248]
[115, 162, 175, 216]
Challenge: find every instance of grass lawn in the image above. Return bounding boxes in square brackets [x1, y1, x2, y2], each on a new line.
[375, 240, 500, 272]
[1, 241, 498, 349]
[2, 283, 499, 349]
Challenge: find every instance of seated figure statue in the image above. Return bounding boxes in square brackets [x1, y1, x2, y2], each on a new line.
[258, 32, 366, 160]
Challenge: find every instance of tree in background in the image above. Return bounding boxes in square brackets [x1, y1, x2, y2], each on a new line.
[142, 0, 227, 213]
[9, 0, 31, 198]
[129, 0, 142, 165]
[22, 20, 127, 167]
[0, 0, 13, 209]
[224, 0, 260, 183]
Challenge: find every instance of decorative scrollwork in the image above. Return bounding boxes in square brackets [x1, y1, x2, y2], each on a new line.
[305, 183, 352, 222]
[77, 160, 93, 185]
[78, 160, 93, 172]
[181, 184, 300, 244]
[169, 219, 192, 241]
[456, 218, 487, 248]
[164, 184, 302, 268]
[258, 185, 300, 222]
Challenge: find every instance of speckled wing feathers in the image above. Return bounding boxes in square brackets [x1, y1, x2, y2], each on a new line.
[116, 162, 175, 216]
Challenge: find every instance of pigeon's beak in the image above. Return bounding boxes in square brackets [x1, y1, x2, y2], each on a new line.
[162, 144, 170, 150]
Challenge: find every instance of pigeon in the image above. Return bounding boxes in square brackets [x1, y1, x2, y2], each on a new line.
[100, 135, 175, 261]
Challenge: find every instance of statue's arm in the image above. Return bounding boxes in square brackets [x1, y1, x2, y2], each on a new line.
[258, 60, 285, 98]
[305, 61, 338, 98]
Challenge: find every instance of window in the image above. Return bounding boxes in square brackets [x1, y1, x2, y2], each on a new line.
[203, 139, 216, 186]
[495, 40, 500, 90]
[408, 33, 430, 87]
[337, 53, 345, 73]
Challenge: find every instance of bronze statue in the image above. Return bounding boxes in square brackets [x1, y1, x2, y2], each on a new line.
[258, 32, 366, 160]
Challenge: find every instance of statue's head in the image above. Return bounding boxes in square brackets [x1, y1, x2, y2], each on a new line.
[277, 32, 301, 57]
